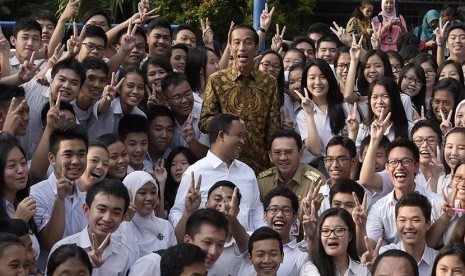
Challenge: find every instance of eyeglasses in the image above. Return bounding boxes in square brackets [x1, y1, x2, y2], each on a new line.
[271, 150, 295, 158]
[413, 136, 439, 145]
[320, 227, 348, 237]
[386, 158, 414, 168]
[323, 157, 350, 164]
[404, 75, 422, 86]
[167, 91, 193, 102]
[453, 174, 465, 182]
[82, 43, 105, 52]
[260, 62, 281, 71]
[336, 63, 350, 70]
[266, 205, 295, 216]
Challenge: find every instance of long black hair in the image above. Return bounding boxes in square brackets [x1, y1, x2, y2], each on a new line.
[357, 49, 393, 96]
[255, 49, 285, 105]
[398, 62, 427, 112]
[301, 59, 346, 135]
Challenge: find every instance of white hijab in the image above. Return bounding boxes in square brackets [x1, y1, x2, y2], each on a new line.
[123, 171, 175, 255]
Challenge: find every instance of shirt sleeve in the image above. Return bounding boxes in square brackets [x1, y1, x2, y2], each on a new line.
[128, 253, 161, 276]
[366, 201, 385, 242]
[199, 76, 220, 133]
[250, 177, 266, 230]
[30, 185, 52, 232]
[168, 171, 191, 227]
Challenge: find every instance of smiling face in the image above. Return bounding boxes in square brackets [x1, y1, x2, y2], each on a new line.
[283, 51, 304, 70]
[50, 139, 87, 181]
[82, 69, 107, 102]
[148, 27, 172, 57]
[173, 29, 197, 48]
[412, 126, 439, 165]
[249, 239, 283, 276]
[264, 196, 295, 244]
[447, 28, 465, 58]
[396, 206, 430, 246]
[107, 141, 129, 179]
[439, 64, 461, 82]
[370, 84, 391, 118]
[170, 152, 190, 184]
[205, 185, 234, 211]
[184, 224, 227, 269]
[383, 0, 395, 13]
[320, 215, 351, 258]
[445, 132, 465, 172]
[134, 182, 159, 216]
[149, 116, 174, 154]
[432, 90, 454, 122]
[456, 105, 465, 127]
[170, 48, 187, 73]
[452, 163, 465, 201]
[3, 147, 28, 195]
[436, 254, 465, 276]
[50, 69, 82, 103]
[146, 65, 168, 93]
[119, 72, 145, 111]
[36, 19, 54, 44]
[123, 132, 148, 169]
[317, 41, 338, 64]
[218, 120, 246, 163]
[258, 53, 281, 79]
[336, 52, 350, 84]
[2, 96, 29, 136]
[401, 68, 422, 97]
[165, 80, 194, 119]
[385, 147, 419, 193]
[229, 27, 258, 73]
[325, 145, 355, 182]
[364, 54, 385, 84]
[306, 65, 329, 99]
[268, 137, 302, 181]
[11, 29, 41, 63]
[82, 146, 109, 188]
[123, 33, 146, 66]
[77, 36, 106, 62]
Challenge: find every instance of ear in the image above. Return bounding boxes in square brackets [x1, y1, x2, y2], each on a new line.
[425, 220, 432, 231]
[268, 151, 273, 163]
[218, 130, 226, 141]
[83, 203, 90, 216]
[184, 234, 192, 244]
[48, 152, 56, 167]
[10, 36, 16, 46]
[248, 253, 253, 264]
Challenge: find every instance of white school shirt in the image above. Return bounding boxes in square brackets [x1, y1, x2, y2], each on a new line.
[319, 179, 375, 214]
[71, 101, 95, 126]
[128, 252, 161, 276]
[87, 97, 146, 141]
[380, 242, 437, 276]
[170, 101, 210, 148]
[437, 173, 452, 198]
[355, 121, 414, 152]
[442, 201, 463, 245]
[209, 238, 244, 276]
[299, 256, 368, 276]
[169, 151, 266, 231]
[50, 227, 137, 276]
[366, 184, 443, 245]
[237, 237, 308, 276]
[9, 56, 46, 75]
[355, 93, 414, 124]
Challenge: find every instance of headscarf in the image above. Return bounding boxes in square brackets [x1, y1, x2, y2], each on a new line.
[455, 99, 465, 125]
[420, 10, 440, 41]
[123, 171, 176, 256]
[379, 0, 397, 22]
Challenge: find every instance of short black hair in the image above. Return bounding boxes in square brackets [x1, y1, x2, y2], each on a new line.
[0, 233, 23, 258]
[263, 187, 299, 215]
[326, 136, 356, 159]
[161, 72, 190, 97]
[268, 129, 302, 151]
[51, 58, 86, 88]
[47, 244, 92, 276]
[329, 178, 365, 205]
[142, 56, 173, 77]
[146, 105, 175, 126]
[208, 113, 240, 143]
[185, 209, 228, 239]
[395, 192, 432, 223]
[248, 226, 283, 256]
[82, 25, 108, 48]
[82, 7, 111, 27]
[147, 18, 172, 37]
[85, 178, 130, 213]
[173, 25, 197, 41]
[229, 24, 259, 45]
[118, 114, 149, 142]
[49, 123, 88, 155]
[316, 34, 340, 51]
[306, 22, 330, 37]
[160, 244, 206, 276]
[97, 133, 120, 148]
[360, 135, 390, 156]
[117, 65, 145, 84]
[13, 17, 42, 37]
[386, 138, 420, 163]
[372, 249, 419, 276]
[0, 84, 25, 111]
[0, 218, 30, 237]
[410, 120, 442, 145]
[445, 21, 465, 41]
[290, 36, 315, 51]
[207, 180, 242, 205]
[81, 56, 109, 76]
[40, 101, 76, 127]
[33, 10, 57, 27]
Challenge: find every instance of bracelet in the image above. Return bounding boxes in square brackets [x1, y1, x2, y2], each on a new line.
[258, 27, 267, 33]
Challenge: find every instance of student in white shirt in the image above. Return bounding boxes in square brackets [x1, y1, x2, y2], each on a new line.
[248, 227, 284, 276]
[371, 249, 419, 276]
[49, 178, 138, 276]
[47, 244, 92, 276]
[437, 128, 465, 198]
[378, 193, 437, 276]
[160, 243, 207, 276]
[8, 18, 42, 75]
[301, 208, 369, 276]
[122, 171, 177, 256]
[117, 115, 149, 172]
[96, 134, 129, 181]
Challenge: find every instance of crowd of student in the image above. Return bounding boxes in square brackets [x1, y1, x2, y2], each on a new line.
[2, 0, 465, 275]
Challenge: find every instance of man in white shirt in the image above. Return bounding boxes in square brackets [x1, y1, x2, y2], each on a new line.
[366, 139, 443, 250]
[379, 192, 437, 276]
[238, 187, 308, 276]
[169, 113, 265, 231]
[9, 17, 43, 75]
[49, 179, 138, 276]
[30, 124, 88, 269]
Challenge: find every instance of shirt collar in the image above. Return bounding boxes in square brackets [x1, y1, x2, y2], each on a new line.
[206, 150, 238, 169]
[229, 66, 258, 81]
[399, 242, 436, 267]
[347, 257, 366, 275]
[275, 165, 302, 186]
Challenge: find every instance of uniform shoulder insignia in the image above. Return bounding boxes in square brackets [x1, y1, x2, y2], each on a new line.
[303, 169, 321, 182]
[258, 168, 275, 178]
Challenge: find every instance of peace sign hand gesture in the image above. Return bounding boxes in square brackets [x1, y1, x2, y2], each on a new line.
[153, 159, 167, 188]
[259, 3, 275, 32]
[103, 72, 124, 103]
[46, 91, 65, 130]
[370, 108, 392, 140]
[434, 20, 450, 46]
[350, 34, 363, 61]
[352, 192, 368, 226]
[201, 18, 214, 48]
[345, 102, 359, 134]
[371, 22, 381, 50]
[441, 187, 457, 220]
[294, 88, 314, 115]
[271, 24, 285, 52]
[219, 187, 240, 218]
[182, 114, 196, 143]
[330, 21, 352, 46]
[18, 51, 46, 83]
[185, 172, 201, 213]
[88, 233, 111, 268]
[361, 236, 383, 269]
[2, 97, 28, 136]
[56, 161, 73, 200]
[120, 22, 137, 52]
[428, 145, 444, 179]
[439, 109, 453, 135]
[301, 181, 323, 241]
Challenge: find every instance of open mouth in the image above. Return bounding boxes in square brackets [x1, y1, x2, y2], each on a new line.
[394, 172, 407, 181]
[272, 220, 286, 231]
[90, 171, 102, 178]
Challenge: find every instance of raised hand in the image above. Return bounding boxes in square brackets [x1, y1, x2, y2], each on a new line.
[17, 51, 46, 82]
[294, 88, 315, 115]
[47, 91, 65, 130]
[2, 97, 28, 135]
[370, 108, 392, 140]
[271, 24, 285, 52]
[434, 20, 450, 46]
[47, 43, 65, 69]
[124, 202, 136, 221]
[56, 161, 73, 200]
[345, 102, 359, 133]
[66, 22, 87, 57]
[371, 22, 381, 50]
[120, 22, 137, 52]
[14, 196, 36, 222]
[281, 107, 293, 130]
[185, 172, 201, 213]
[330, 21, 351, 46]
[441, 187, 457, 219]
[301, 182, 322, 241]
[201, 18, 214, 47]
[352, 192, 367, 226]
[439, 109, 453, 135]
[428, 145, 444, 179]
[88, 232, 111, 268]
[61, 0, 80, 21]
[103, 72, 124, 103]
[182, 114, 195, 143]
[259, 3, 275, 32]
[153, 159, 167, 187]
[146, 83, 161, 108]
[219, 187, 240, 218]
[350, 34, 363, 61]
[0, 26, 10, 56]
[361, 236, 383, 268]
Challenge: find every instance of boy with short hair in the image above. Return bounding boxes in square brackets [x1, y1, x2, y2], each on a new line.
[9, 17, 42, 75]
[248, 227, 284, 276]
[145, 105, 175, 163]
[160, 244, 207, 276]
[316, 34, 340, 65]
[0, 84, 29, 137]
[33, 10, 57, 46]
[172, 25, 197, 48]
[117, 114, 150, 172]
[329, 178, 365, 214]
[49, 178, 138, 275]
[114, 27, 147, 67]
[147, 19, 172, 57]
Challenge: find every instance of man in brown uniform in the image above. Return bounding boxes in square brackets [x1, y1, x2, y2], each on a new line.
[199, 24, 281, 173]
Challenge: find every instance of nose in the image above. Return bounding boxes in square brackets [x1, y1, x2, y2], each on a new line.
[62, 80, 71, 88]
[102, 211, 112, 222]
[71, 154, 80, 165]
[160, 129, 168, 138]
[208, 245, 220, 259]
